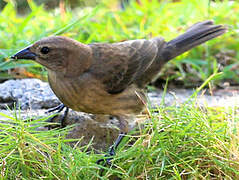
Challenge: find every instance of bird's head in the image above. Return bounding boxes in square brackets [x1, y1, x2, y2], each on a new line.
[11, 36, 92, 77]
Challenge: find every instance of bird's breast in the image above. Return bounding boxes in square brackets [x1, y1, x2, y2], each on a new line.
[48, 70, 146, 116]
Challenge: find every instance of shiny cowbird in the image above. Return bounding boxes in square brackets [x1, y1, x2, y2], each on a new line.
[11, 20, 226, 160]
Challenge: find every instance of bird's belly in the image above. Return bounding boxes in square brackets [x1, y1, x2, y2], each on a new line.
[48, 74, 146, 115]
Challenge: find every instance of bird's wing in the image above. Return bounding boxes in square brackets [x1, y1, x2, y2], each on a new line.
[89, 38, 164, 94]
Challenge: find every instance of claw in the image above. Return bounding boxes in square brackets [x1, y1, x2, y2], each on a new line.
[46, 103, 69, 129]
[96, 156, 114, 166]
[97, 155, 116, 176]
[46, 104, 65, 114]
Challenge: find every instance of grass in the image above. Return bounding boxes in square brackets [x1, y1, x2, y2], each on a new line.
[0, 0, 239, 179]
[0, 0, 238, 86]
[0, 92, 239, 179]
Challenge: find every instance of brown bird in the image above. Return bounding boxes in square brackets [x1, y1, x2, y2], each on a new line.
[11, 20, 226, 161]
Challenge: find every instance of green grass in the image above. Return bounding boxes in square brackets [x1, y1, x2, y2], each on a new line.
[0, 95, 239, 179]
[0, 0, 239, 179]
[0, 0, 238, 85]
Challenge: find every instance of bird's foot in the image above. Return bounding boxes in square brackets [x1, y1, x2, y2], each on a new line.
[46, 103, 69, 129]
[46, 103, 65, 113]
[96, 133, 125, 175]
[96, 145, 117, 176]
[96, 145, 117, 166]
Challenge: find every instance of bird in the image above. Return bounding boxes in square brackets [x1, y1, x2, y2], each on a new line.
[11, 20, 226, 164]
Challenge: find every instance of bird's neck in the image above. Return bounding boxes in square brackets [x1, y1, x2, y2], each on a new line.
[64, 44, 93, 77]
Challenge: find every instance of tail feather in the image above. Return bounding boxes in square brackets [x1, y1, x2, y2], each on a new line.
[136, 20, 226, 87]
[162, 20, 227, 61]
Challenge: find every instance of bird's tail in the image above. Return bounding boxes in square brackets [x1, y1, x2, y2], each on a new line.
[136, 20, 226, 87]
[161, 20, 227, 61]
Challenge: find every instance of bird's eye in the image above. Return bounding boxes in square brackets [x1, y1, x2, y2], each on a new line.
[40, 47, 50, 54]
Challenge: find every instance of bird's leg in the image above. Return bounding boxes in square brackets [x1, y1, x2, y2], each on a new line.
[46, 103, 69, 128]
[60, 106, 69, 128]
[108, 133, 125, 157]
[96, 132, 126, 166]
[97, 115, 129, 172]
[107, 116, 129, 158]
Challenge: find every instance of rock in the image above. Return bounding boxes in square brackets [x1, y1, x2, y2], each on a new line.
[0, 79, 60, 110]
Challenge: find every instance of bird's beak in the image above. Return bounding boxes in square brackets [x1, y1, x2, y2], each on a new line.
[11, 47, 36, 60]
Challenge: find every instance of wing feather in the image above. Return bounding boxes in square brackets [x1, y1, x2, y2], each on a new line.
[89, 38, 162, 94]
